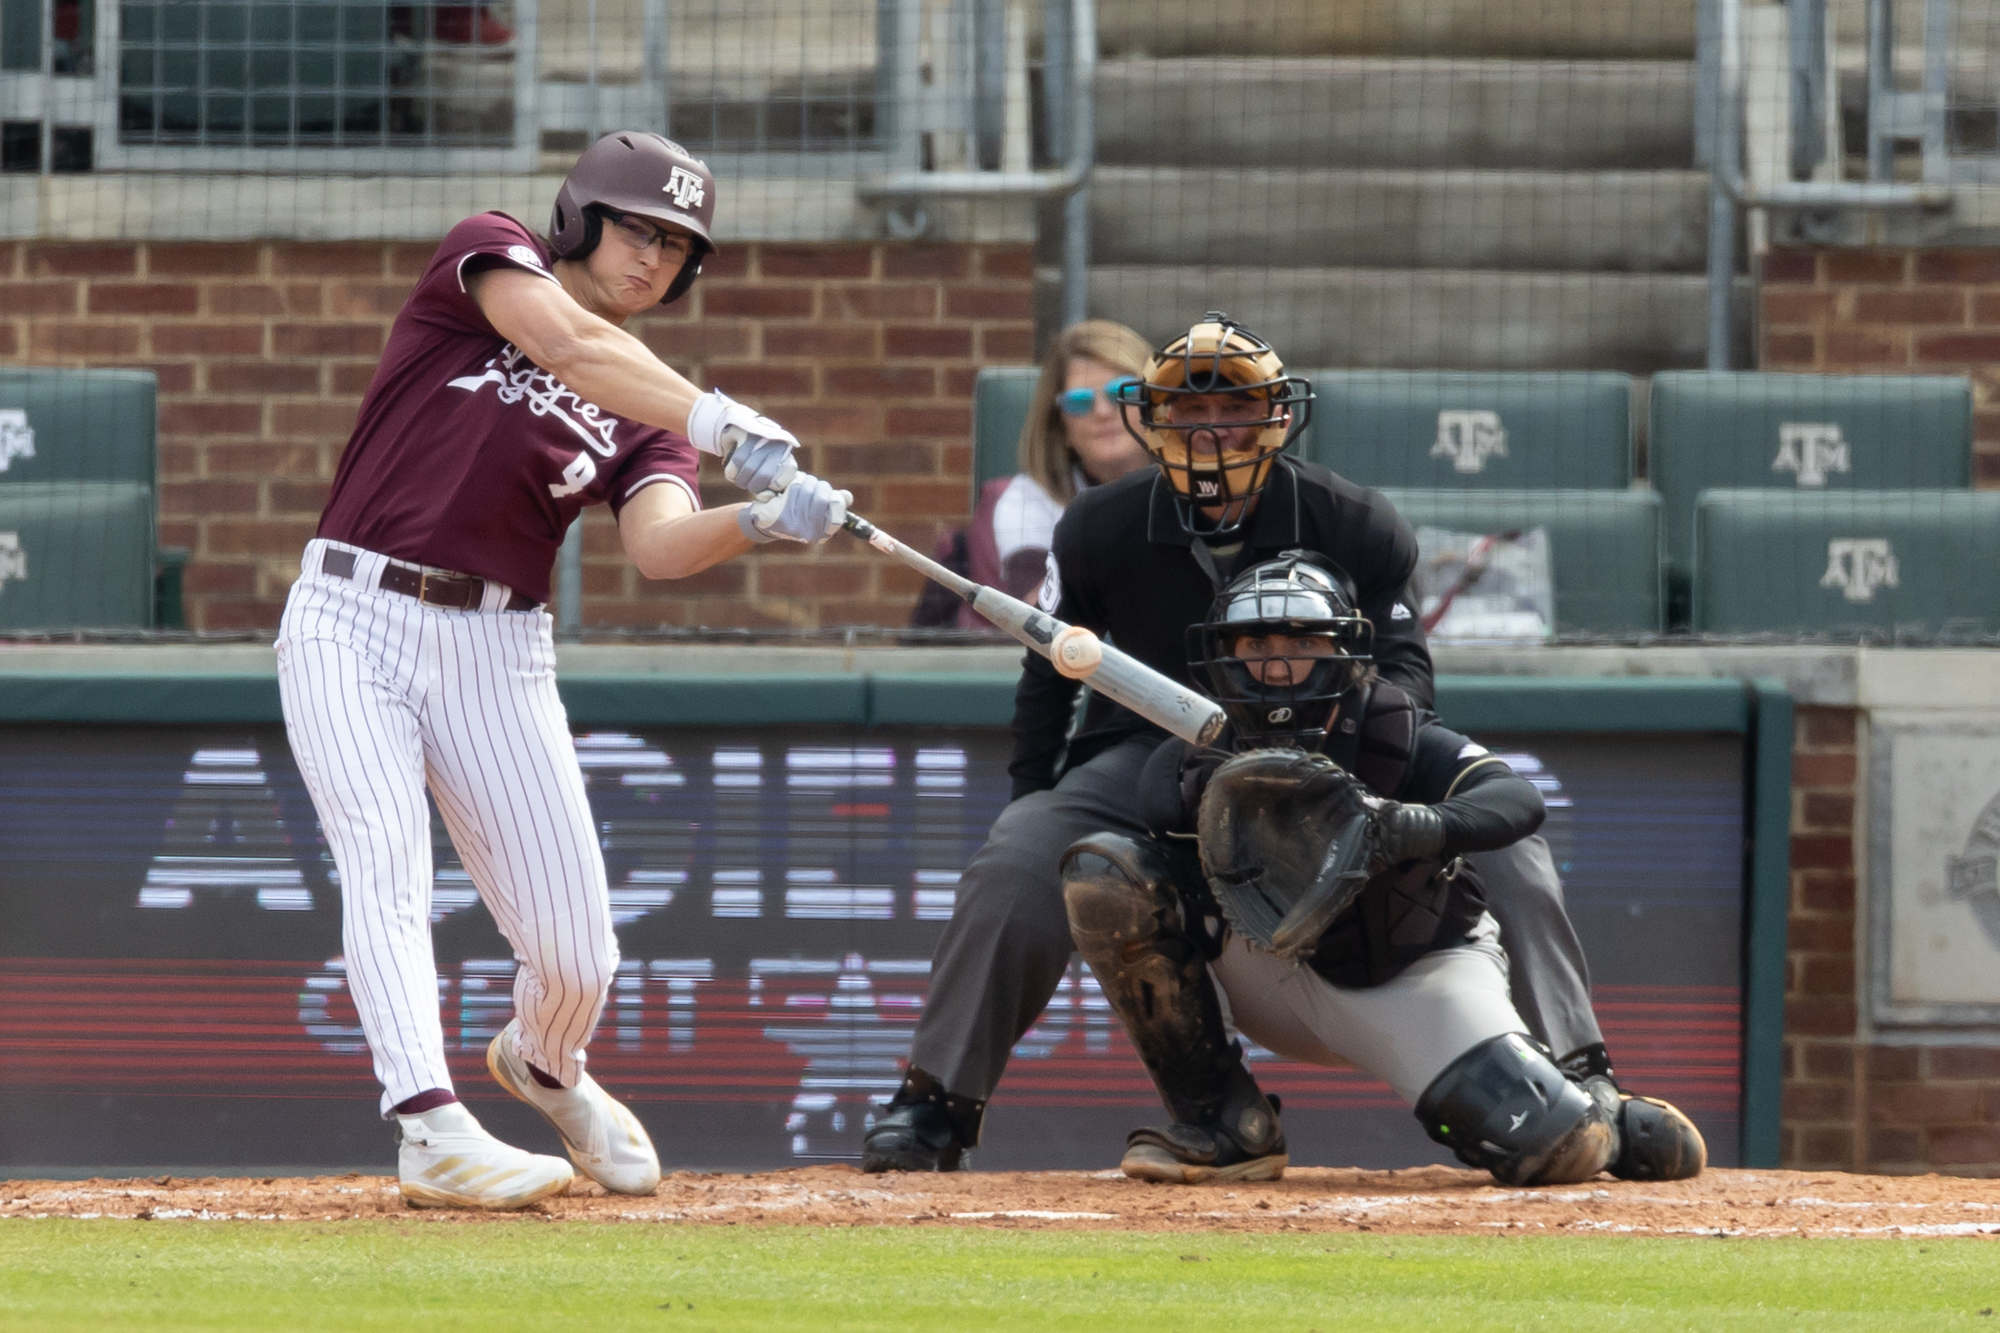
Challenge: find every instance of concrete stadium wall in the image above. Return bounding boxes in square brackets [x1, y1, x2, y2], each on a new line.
[0, 239, 1032, 632]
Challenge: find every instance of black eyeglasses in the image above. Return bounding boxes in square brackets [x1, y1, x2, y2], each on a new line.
[603, 210, 686, 255]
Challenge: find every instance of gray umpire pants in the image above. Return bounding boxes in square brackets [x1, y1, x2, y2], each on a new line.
[907, 737, 1604, 1103]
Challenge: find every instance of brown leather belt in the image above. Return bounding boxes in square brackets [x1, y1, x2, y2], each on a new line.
[321, 548, 536, 612]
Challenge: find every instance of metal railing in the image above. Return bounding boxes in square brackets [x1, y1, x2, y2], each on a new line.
[863, 0, 1096, 327]
[1701, 0, 1952, 370]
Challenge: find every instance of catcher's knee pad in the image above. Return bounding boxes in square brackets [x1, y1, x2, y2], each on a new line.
[1061, 832, 1186, 951]
[1609, 1090, 1707, 1182]
[1414, 1033, 1618, 1187]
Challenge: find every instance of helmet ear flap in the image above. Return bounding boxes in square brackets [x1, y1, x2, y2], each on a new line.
[663, 251, 705, 305]
[547, 196, 606, 262]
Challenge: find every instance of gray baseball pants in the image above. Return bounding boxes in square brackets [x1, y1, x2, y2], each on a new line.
[907, 737, 1603, 1102]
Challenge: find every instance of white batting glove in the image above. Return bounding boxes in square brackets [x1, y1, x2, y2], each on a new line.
[737, 472, 850, 545]
[685, 389, 800, 495]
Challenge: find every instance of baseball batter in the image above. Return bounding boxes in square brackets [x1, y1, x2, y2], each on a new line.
[865, 314, 1616, 1172]
[1061, 553, 1707, 1185]
[276, 132, 847, 1209]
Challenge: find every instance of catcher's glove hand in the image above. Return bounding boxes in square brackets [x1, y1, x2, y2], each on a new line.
[1196, 748, 1383, 960]
[1373, 801, 1445, 865]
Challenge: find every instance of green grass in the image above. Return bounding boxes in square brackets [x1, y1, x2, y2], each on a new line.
[2, 1221, 1998, 1331]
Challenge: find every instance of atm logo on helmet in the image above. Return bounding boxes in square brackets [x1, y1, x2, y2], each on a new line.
[664, 166, 706, 210]
[1431, 410, 1508, 474]
[1820, 538, 1898, 603]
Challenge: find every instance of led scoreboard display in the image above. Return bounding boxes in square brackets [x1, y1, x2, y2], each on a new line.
[0, 723, 1746, 1172]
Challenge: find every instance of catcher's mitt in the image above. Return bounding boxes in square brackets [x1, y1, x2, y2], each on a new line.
[1196, 748, 1381, 960]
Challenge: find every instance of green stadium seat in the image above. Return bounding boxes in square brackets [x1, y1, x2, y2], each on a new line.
[0, 367, 180, 627]
[1693, 489, 2000, 636]
[0, 368, 159, 486]
[1650, 372, 1972, 572]
[973, 367, 1040, 501]
[0, 482, 157, 630]
[1381, 488, 1662, 635]
[1298, 371, 1633, 490]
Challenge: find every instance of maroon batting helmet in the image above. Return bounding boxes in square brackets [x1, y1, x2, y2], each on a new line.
[549, 132, 716, 304]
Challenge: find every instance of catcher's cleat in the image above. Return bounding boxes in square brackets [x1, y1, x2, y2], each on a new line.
[395, 1101, 573, 1210]
[487, 1020, 661, 1195]
[1605, 1084, 1707, 1182]
[861, 1067, 984, 1173]
[1122, 1093, 1287, 1185]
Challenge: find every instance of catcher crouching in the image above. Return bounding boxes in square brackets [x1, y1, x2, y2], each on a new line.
[1061, 552, 1706, 1187]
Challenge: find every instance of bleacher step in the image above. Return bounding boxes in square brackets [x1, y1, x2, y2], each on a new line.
[1059, 266, 1748, 375]
[1089, 166, 1710, 273]
[1095, 58, 1695, 172]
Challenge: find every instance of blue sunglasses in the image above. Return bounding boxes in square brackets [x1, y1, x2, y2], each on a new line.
[1059, 376, 1140, 418]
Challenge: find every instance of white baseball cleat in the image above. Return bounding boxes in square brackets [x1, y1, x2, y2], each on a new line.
[395, 1101, 573, 1210]
[487, 1020, 662, 1196]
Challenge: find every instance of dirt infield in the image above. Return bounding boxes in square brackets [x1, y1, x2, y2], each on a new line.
[6, 1166, 2000, 1237]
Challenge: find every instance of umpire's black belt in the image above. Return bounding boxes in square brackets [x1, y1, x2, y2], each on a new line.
[322, 548, 536, 612]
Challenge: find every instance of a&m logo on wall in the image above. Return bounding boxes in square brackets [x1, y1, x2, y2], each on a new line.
[1773, 422, 1850, 487]
[1820, 538, 1898, 603]
[1431, 410, 1507, 474]
[0, 409, 34, 472]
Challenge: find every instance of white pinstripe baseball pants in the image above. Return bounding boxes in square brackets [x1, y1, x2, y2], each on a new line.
[277, 539, 617, 1118]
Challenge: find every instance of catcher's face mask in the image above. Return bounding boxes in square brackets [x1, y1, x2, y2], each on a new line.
[1114, 312, 1312, 537]
[1189, 553, 1374, 749]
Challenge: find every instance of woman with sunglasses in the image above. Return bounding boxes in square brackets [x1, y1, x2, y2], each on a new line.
[275, 132, 850, 1211]
[916, 321, 1152, 628]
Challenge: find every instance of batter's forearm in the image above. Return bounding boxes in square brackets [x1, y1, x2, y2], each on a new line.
[541, 325, 706, 439]
[622, 497, 755, 580]
[471, 267, 705, 436]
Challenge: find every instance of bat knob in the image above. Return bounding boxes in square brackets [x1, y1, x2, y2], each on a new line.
[1051, 626, 1103, 679]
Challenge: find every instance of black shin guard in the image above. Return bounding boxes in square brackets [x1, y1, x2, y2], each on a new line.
[1062, 833, 1278, 1152]
[1415, 1033, 1620, 1187]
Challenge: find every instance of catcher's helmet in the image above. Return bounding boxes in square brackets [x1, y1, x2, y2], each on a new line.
[1189, 551, 1374, 749]
[1112, 312, 1312, 536]
[549, 132, 716, 304]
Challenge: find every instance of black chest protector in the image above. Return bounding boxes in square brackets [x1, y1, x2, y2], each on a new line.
[1174, 682, 1489, 989]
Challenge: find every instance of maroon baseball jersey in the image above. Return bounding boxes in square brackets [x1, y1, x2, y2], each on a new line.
[317, 211, 700, 602]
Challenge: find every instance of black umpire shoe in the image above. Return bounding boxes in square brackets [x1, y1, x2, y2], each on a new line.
[861, 1068, 985, 1173]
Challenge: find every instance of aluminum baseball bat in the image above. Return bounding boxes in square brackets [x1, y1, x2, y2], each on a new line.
[841, 512, 1227, 748]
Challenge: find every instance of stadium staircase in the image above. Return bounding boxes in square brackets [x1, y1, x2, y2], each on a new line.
[1053, 0, 1735, 373]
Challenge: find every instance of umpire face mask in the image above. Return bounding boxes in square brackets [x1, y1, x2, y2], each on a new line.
[1117, 312, 1313, 538]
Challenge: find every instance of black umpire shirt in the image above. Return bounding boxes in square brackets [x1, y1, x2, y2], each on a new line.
[1010, 456, 1435, 797]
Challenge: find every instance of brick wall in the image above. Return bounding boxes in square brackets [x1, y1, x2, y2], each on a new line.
[1782, 705, 1863, 1171]
[1761, 248, 2000, 1174]
[1760, 247, 2000, 488]
[1780, 704, 2000, 1177]
[0, 239, 1033, 631]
